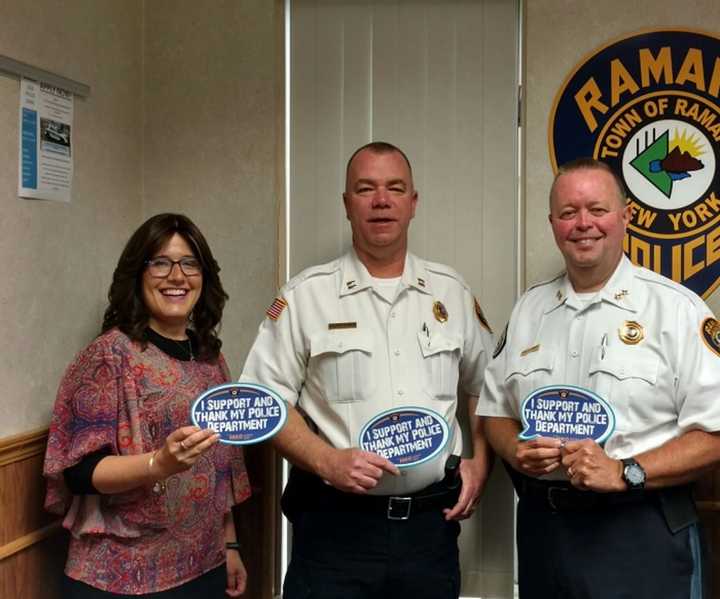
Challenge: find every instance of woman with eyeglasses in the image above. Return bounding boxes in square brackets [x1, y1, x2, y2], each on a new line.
[43, 213, 250, 598]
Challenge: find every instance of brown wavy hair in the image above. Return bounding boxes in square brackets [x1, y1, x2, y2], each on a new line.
[102, 213, 228, 361]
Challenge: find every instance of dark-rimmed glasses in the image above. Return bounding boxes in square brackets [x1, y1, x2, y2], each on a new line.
[145, 257, 202, 278]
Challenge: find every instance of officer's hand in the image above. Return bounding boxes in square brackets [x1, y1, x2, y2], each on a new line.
[443, 457, 487, 521]
[516, 437, 563, 476]
[322, 448, 400, 494]
[562, 439, 625, 492]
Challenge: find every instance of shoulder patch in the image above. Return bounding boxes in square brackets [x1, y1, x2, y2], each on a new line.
[493, 322, 508, 359]
[266, 297, 288, 321]
[701, 317, 720, 358]
[474, 297, 492, 333]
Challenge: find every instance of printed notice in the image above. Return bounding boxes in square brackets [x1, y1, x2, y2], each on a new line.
[518, 385, 615, 444]
[19, 78, 74, 202]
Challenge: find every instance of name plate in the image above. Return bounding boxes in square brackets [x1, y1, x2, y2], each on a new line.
[518, 385, 615, 444]
[191, 383, 287, 445]
[359, 407, 449, 468]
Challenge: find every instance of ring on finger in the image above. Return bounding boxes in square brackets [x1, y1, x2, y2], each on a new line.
[568, 467, 574, 477]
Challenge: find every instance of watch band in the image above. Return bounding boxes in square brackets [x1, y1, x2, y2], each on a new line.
[225, 541, 241, 551]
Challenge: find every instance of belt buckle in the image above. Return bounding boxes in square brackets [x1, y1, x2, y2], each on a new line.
[387, 496, 412, 520]
[547, 486, 568, 511]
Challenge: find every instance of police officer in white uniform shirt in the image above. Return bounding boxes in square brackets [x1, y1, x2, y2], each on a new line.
[478, 158, 720, 599]
[241, 142, 495, 598]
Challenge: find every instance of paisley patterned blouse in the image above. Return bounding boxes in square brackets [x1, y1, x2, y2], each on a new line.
[44, 329, 251, 594]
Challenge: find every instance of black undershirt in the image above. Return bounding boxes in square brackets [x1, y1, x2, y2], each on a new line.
[63, 328, 198, 494]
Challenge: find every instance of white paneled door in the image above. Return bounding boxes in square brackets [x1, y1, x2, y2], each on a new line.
[287, 1, 520, 596]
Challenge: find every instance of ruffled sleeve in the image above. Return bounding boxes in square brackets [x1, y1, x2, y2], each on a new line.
[44, 334, 125, 516]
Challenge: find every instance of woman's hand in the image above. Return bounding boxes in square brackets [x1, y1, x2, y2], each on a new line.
[225, 549, 247, 597]
[151, 426, 220, 479]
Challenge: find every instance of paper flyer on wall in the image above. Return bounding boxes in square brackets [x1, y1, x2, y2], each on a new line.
[18, 77, 74, 202]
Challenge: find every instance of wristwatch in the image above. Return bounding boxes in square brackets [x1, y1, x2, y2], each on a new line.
[621, 457, 646, 490]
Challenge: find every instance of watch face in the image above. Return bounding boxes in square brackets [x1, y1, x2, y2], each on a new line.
[625, 463, 645, 485]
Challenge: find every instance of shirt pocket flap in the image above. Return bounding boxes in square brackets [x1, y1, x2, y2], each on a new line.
[310, 329, 374, 357]
[506, 348, 555, 378]
[589, 350, 659, 384]
[418, 332, 462, 358]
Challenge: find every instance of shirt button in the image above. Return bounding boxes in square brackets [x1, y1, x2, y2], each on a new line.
[391, 312, 397, 318]
[570, 350, 579, 358]
[398, 389, 404, 396]
[394, 349, 400, 356]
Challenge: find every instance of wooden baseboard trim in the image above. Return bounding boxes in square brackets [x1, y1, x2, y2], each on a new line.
[0, 427, 48, 467]
[697, 501, 720, 512]
[0, 520, 63, 561]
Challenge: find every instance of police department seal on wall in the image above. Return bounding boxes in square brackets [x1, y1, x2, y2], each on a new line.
[550, 29, 720, 299]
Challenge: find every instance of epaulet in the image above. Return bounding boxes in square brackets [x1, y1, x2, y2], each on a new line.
[284, 258, 341, 292]
[524, 271, 565, 295]
[423, 260, 471, 291]
[633, 264, 703, 305]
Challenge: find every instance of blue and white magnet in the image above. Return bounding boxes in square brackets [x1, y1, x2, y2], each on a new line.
[359, 407, 449, 468]
[191, 382, 287, 445]
[518, 385, 615, 444]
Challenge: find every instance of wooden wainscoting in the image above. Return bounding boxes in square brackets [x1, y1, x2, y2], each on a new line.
[0, 428, 67, 599]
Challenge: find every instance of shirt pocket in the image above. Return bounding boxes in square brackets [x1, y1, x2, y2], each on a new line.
[504, 348, 556, 408]
[309, 329, 375, 403]
[588, 347, 660, 431]
[419, 332, 462, 400]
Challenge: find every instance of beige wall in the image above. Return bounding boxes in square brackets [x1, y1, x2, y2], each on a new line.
[142, 0, 280, 377]
[524, 0, 720, 317]
[0, 1, 144, 438]
[0, 0, 281, 439]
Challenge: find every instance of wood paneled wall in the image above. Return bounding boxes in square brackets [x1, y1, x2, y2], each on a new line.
[696, 471, 720, 597]
[0, 429, 278, 599]
[0, 429, 66, 599]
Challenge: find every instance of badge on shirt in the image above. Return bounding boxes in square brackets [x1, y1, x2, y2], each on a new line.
[433, 301, 448, 323]
[701, 317, 720, 358]
[266, 297, 288, 321]
[518, 385, 615, 444]
[474, 297, 492, 333]
[191, 383, 288, 445]
[359, 407, 450, 468]
[618, 320, 644, 345]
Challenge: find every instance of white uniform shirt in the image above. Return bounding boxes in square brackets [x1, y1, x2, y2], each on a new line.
[241, 250, 494, 494]
[478, 256, 720, 479]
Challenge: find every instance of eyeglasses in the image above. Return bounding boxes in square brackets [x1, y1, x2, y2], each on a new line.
[145, 256, 202, 278]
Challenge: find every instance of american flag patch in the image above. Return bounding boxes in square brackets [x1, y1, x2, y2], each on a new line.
[266, 297, 288, 321]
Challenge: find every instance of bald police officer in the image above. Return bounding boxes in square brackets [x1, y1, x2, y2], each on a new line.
[241, 141, 495, 598]
[478, 158, 720, 598]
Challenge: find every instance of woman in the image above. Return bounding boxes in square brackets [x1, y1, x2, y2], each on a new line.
[44, 214, 250, 598]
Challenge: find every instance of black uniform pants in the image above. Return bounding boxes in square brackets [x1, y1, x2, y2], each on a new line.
[281, 468, 461, 599]
[516, 495, 705, 599]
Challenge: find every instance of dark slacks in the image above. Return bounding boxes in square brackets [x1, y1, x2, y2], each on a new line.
[516, 496, 705, 599]
[284, 506, 461, 599]
[281, 467, 462, 599]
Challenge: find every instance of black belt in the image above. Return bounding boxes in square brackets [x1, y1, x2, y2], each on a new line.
[282, 466, 461, 521]
[517, 475, 653, 512]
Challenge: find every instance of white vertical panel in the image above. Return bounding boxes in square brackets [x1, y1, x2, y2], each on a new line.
[290, 2, 518, 597]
